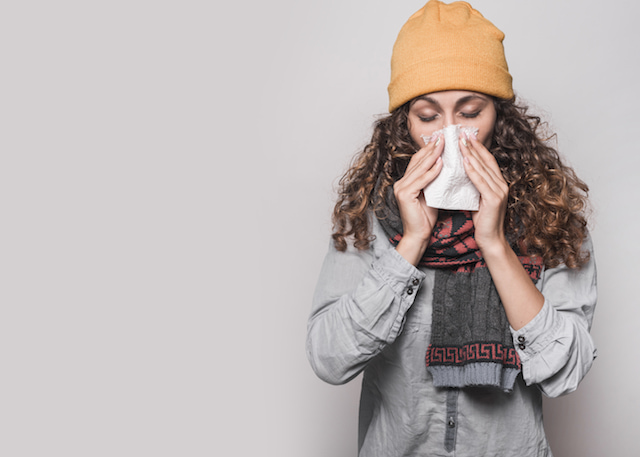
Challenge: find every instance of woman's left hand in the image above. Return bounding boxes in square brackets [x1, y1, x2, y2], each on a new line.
[459, 131, 545, 331]
[459, 132, 509, 251]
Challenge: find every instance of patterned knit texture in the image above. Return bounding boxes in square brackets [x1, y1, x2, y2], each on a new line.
[426, 267, 522, 391]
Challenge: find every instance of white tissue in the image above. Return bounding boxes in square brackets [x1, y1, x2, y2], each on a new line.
[421, 125, 479, 211]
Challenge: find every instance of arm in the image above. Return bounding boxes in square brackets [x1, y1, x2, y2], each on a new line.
[460, 133, 545, 330]
[307, 137, 443, 384]
[306, 232, 425, 385]
[460, 133, 597, 396]
[480, 242, 545, 330]
[511, 235, 597, 397]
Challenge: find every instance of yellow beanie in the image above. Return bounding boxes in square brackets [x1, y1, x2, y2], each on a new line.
[388, 0, 513, 112]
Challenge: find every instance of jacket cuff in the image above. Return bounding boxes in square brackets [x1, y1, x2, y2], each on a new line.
[510, 299, 561, 366]
[371, 248, 426, 336]
[372, 248, 426, 296]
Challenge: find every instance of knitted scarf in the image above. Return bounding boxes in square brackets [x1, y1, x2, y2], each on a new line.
[375, 187, 542, 392]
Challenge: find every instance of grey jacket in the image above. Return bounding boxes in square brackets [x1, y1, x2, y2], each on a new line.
[307, 217, 597, 457]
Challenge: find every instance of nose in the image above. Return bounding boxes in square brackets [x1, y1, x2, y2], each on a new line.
[443, 111, 457, 128]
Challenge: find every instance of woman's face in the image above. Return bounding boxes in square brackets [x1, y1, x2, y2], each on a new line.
[407, 90, 497, 149]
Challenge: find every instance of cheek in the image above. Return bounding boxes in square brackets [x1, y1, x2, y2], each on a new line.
[407, 121, 422, 147]
[478, 129, 494, 148]
[408, 120, 439, 147]
[410, 130, 427, 147]
[477, 116, 497, 148]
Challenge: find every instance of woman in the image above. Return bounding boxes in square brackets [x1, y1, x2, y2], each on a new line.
[306, 1, 596, 456]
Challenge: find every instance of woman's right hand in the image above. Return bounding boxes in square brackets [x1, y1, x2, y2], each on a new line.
[393, 135, 444, 265]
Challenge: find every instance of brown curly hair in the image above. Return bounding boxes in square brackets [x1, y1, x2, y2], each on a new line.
[331, 97, 590, 269]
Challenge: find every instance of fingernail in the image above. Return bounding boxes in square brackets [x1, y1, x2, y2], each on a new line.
[461, 137, 468, 147]
[435, 136, 442, 147]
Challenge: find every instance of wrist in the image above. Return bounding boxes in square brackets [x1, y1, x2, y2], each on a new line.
[477, 236, 511, 262]
[396, 235, 430, 266]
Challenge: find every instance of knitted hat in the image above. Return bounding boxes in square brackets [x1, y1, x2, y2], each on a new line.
[388, 0, 513, 112]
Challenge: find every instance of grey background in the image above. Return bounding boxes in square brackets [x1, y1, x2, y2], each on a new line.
[2, 0, 638, 456]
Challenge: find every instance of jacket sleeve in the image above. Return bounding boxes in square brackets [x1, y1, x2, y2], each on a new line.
[510, 235, 598, 398]
[306, 238, 426, 385]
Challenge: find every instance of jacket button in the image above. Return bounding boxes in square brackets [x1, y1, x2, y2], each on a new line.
[448, 418, 456, 428]
[518, 335, 525, 343]
[518, 343, 526, 350]
[407, 287, 414, 295]
[412, 278, 419, 286]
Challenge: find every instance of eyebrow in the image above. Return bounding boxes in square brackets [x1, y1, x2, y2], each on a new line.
[413, 94, 489, 108]
[454, 95, 488, 107]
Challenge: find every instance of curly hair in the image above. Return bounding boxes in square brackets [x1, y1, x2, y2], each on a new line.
[331, 97, 590, 269]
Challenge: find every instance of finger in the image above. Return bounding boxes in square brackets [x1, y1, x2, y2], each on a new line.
[402, 137, 445, 184]
[459, 138, 507, 199]
[396, 155, 443, 199]
[459, 138, 498, 190]
[462, 154, 507, 205]
[459, 136, 492, 176]
[459, 137, 505, 193]
[405, 134, 444, 176]
[464, 133, 505, 183]
[461, 153, 492, 195]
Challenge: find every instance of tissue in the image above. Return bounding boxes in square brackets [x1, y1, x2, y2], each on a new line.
[421, 125, 479, 211]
